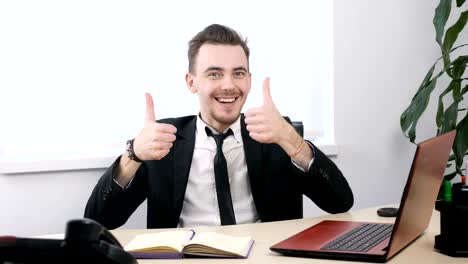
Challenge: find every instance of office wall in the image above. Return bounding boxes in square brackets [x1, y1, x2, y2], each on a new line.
[0, 0, 334, 152]
[1, 0, 451, 236]
[332, 0, 448, 211]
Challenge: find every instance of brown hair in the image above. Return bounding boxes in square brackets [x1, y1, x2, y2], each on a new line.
[188, 24, 250, 74]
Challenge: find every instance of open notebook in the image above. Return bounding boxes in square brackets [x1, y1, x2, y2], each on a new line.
[124, 229, 254, 259]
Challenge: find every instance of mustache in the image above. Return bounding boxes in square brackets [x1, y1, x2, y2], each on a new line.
[214, 92, 241, 97]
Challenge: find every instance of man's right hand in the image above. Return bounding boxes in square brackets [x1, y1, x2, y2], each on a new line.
[133, 93, 177, 161]
[115, 93, 177, 187]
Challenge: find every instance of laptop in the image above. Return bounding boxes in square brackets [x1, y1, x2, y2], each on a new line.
[270, 131, 456, 263]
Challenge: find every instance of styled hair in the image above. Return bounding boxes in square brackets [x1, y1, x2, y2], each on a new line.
[188, 24, 250, 74]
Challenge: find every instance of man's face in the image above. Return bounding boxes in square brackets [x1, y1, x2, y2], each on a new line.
[186, 44, 251, 132]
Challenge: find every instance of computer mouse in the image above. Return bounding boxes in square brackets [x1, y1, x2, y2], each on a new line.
[377, 207, 398, 217]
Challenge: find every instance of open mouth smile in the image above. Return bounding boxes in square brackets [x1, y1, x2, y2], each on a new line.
[215, 97, 238, 104]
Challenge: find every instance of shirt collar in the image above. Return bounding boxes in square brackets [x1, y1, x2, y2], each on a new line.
[196, 114, 241, 143]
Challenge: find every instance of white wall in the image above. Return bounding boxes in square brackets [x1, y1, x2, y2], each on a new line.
[0, 0, 334, 151]
[332, 0, 443, 210]
[1, 0, 449, 236]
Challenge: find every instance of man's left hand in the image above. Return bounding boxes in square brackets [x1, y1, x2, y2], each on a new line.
[245, 77, 290, 144]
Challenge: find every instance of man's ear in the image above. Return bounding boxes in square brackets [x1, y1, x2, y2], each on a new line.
[185, 73, 197, 93]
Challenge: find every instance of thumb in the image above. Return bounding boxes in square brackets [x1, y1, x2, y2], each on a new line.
[263, 77, 273, 106]
[145, 92, 156, 123]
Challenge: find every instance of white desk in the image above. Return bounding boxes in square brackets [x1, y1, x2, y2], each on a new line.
[110, 206, 461, 263]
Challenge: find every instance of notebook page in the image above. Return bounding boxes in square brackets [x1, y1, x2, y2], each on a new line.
[125, 230, 194, 253]
[186, 232, 252, 255]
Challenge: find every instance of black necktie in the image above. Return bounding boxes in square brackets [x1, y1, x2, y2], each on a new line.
[205, 127, 236, 225]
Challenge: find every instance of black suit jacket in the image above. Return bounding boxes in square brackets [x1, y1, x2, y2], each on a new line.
[85, 115, 353, 229]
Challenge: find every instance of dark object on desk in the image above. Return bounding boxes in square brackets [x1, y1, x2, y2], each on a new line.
[434, 182, 468, 257]
[270, 130, 456, 263]
[377, 207, 399, 217]
[0, 218, 136, 264]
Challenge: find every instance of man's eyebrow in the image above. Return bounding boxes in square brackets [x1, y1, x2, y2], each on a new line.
[233, 66, 248, 72]
[203, 66, 248, 73]
[204, 66, 224, 73]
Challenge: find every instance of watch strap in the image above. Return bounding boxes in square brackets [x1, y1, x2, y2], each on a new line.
[126, 139, 143, 163]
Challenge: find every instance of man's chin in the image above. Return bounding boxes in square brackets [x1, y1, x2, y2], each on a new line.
[215, 114, 240, 126]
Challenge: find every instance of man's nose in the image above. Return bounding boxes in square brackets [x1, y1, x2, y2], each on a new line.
[221, 75, 235, 90]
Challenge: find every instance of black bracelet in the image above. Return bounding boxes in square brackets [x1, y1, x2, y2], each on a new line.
[126, 139, 143, 163]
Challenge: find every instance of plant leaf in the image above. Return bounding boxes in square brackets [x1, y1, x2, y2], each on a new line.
[456, 0, 466, 7]
[401, 48, 468, 143]
[462, 83, 468, 94]
[453, 81, 462, 100]
[451, 55, 468, 79]
[448, 153, 456, 161]
[453, 112, 468, 174]
[434, 0, 452, 47]
[436, 80, 460, 128]
[444, 171, 458, 181]
[441, 97, 461, 133]
[414, 65, 436, 99]
[442, 11, 468, 74]
[436, 100, 444, 130]
[401, 65, 435, 134]
[443, 11, 468, 53]
[401, 78, 438, 142]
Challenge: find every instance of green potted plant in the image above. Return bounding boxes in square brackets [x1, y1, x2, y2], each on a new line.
[401, 0, 467, 182]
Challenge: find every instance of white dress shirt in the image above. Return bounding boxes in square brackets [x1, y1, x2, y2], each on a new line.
[178, 116, 260, 227]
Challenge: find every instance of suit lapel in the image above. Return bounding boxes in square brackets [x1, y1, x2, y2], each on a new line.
[173, 117, 196, 214]
[240, 114, 265, 216]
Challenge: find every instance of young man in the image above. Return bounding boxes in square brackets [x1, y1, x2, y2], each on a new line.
[85, 24, 353, 229]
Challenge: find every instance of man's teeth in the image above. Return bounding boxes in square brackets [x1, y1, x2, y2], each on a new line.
[218, 98, 235, 103]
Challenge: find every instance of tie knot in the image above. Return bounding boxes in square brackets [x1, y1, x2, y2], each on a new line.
[205, 127, 233, 147]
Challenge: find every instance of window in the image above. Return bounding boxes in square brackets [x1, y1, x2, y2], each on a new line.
[0, 0, 334, 173]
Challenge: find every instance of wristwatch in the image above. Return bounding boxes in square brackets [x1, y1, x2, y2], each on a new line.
[126, 139, 143, 162]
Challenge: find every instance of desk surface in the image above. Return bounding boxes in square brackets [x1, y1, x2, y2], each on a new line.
[111, 206, 459, 263]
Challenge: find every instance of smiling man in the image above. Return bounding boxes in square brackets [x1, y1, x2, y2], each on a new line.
[85, 24, 354, 229]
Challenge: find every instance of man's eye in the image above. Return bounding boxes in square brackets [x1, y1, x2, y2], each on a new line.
[234, 71, 246, 78]
[208, 72, 221, 78]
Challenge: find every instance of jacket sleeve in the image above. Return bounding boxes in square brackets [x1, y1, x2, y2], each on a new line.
[300, 142, 354, 214]
[84, 156, 148, 229]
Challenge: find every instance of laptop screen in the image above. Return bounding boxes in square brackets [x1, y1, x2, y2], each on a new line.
[386, 131, 456, 259]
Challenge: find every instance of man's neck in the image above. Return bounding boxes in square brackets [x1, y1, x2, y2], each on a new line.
[198, 113, 239, 134]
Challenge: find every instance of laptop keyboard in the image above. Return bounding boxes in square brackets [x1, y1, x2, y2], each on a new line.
[321, 223, 393, 252]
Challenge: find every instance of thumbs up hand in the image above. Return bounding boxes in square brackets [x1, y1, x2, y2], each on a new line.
[133, 93, 177, 161]
[245, 77, 290, 144]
